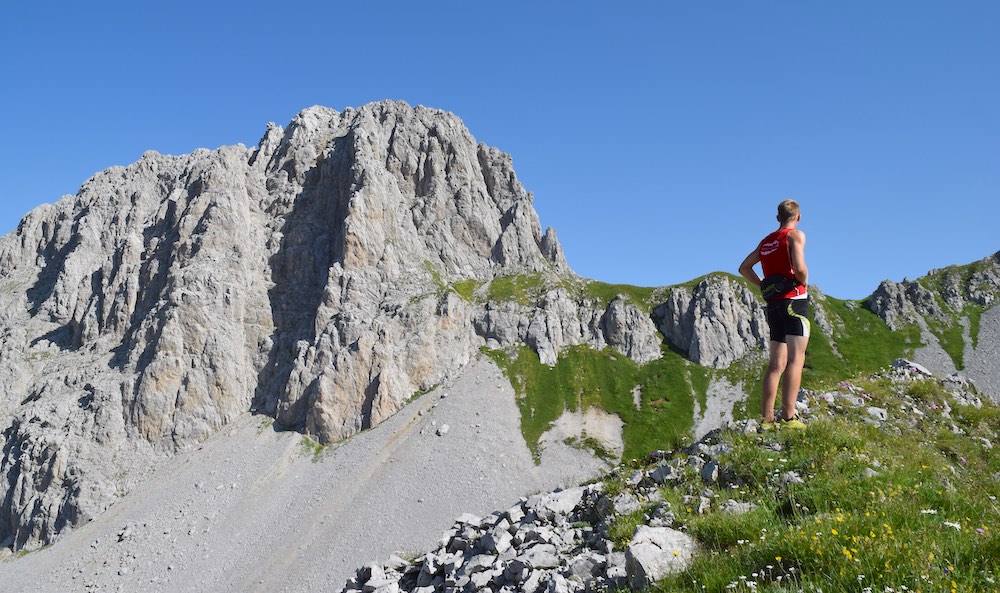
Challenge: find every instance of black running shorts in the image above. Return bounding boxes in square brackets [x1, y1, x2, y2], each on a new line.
[766, 297, 811, 343]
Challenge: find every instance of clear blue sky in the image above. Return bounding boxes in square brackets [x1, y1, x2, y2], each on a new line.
[1, 1, 997, 299]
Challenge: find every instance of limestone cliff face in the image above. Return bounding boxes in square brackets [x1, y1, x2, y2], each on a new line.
[0, 102, 667, 551]
[866, 253, 1000, 331]
[653, 276, 768, 368]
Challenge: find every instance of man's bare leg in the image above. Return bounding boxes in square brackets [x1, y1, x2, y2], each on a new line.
[780, 335, 809, 420]
[762, 340, 787, 422]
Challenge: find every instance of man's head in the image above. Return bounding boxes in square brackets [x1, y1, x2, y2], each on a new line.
[777, 199, 800, 224]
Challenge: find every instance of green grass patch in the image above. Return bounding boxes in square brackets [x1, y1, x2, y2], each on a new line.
[650, 376, 1000, 593]
[927, 318, 967, 370]
[608, 508, 649, 549]
[564, 434, 617, 462]
[486, 274, 545, 305]
[452, 279, 482, 302]
[12, 544, 49, 558]
[803, 297, 920, 387]
[968, 305, 984, 349]
[583, 280, 657, 311]
[299, 434, 327, 463]
[422, 260, 445, 289]
[483, 344, 698, 463]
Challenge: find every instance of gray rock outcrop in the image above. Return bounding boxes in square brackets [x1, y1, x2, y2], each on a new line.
[866, 279, 945, 330]
[866, 253, 1000, 331]
[653, 275, 768, 367]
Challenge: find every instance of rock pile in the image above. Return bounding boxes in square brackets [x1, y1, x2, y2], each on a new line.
[339, 479, 699, 593]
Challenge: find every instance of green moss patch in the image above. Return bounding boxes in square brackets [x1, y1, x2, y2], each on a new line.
[451, 279, 483, 302]
[483, 344, 699, 463]
[486, 275, 545, 305]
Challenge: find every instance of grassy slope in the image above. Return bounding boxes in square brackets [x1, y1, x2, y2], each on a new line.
[482, 344, 704, 462]
[478, 277, 926, 459]
[635, 371, 1000, 592]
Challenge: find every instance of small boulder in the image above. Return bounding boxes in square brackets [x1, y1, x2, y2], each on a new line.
[701, 460, 720, 483]
[648, 463, 680, 484]
[720, 500, 756, 515]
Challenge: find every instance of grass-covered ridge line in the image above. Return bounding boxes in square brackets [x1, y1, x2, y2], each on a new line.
[582, 280, 659, 312]
[478, 274, 933, 459]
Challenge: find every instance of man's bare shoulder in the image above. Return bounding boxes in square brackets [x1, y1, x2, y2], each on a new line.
[788, 229, 806, 243]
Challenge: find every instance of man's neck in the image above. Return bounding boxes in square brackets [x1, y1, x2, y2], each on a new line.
[779, 222, 797, 230]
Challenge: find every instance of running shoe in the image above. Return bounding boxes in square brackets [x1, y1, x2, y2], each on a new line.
[780, 418, 807, 430]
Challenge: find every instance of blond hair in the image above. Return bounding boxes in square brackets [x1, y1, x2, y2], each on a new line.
[777, 199, 800, 223]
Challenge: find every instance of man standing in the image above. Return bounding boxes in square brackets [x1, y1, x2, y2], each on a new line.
[739, 200, 809, 430]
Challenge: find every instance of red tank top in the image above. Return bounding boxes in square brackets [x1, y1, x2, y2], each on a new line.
[759, 229, 807, 299]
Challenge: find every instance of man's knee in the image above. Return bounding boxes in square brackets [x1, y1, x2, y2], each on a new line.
[785, 337, 808, 365]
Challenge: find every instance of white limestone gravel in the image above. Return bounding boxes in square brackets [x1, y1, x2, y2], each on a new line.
[962, 306, 1000, 403]
[0, 356, 610, 593]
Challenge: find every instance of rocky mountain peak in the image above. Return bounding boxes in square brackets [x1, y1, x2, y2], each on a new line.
[0, 102, 626, 550]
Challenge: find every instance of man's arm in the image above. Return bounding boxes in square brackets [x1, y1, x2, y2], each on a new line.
[739, 250, 762, 287]
[788, 229, 808, 285]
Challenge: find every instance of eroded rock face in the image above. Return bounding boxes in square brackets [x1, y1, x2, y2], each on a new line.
[866, 279, 944, 330]
[653, 275, 768, 368]
[866, 255, 1000, 331]
[0, 102, 669, 550]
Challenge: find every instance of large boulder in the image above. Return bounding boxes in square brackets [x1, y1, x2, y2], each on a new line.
[625, 525, 698, 588]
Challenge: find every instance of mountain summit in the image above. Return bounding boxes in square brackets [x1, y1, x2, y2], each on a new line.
[0, 102, 664, 550]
